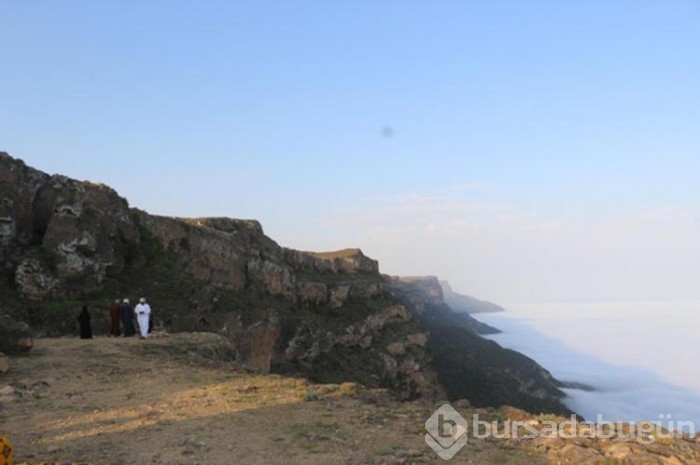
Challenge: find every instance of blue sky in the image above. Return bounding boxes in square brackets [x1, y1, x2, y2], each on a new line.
[2, 1, 699, 302]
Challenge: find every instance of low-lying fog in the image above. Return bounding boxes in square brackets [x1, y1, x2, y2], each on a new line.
[477, 301, 700, 432]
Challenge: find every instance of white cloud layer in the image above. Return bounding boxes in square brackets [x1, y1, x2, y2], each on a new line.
[479, 302, 700, 431]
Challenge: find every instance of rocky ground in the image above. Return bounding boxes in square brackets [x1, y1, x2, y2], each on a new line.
[1, 334, 699, 465]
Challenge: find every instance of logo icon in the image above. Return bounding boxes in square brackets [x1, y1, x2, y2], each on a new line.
[425, 404, 469, 460]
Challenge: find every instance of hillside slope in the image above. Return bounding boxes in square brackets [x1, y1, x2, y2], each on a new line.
[0, 151, 566, 414]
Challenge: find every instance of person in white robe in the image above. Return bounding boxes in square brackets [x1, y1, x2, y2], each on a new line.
[134, 297, 152, 339]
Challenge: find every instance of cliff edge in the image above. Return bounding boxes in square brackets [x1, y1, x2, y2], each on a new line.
[0, 151, 570, 415]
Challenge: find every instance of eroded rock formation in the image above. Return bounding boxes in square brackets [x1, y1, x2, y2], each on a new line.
[0, 152, 569, 413]
[0, 313, 33, 354]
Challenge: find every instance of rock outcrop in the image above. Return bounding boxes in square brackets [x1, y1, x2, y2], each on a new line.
[0, 154, 139, 300]
[390, 276, 501, 335]
[440, 280, 505, 313]
[390, 276, 571, 416]
[0, 151, 571, 414]
[0, 314, 33, 354]
[0, 152, 442, 401]
[0, 353, 9, 373]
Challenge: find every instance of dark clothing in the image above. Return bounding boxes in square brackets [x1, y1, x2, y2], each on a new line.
[121, 304, 136, 337]
[109, 303, 121, 336]
[78, 307, 93, 339]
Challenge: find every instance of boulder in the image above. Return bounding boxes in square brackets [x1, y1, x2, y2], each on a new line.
[406, 333, 428, 347]
[605, 441, 633, 460]
[0, 353, 9, 373]
[454, 398, 471, 409]
[0, 385, 15, 396]
[227, 315, 280, 374]
[386, 342, 406, 357]
[0, 314, 33, 353]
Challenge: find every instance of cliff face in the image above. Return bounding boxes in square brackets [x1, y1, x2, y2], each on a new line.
[389, 276, 572, 416]
[0, 155, 139, 299]
[0, 152, 440, 402]
[0, 152, 569, 414]
[440, 280, 506, 314]
[390, 276, 501, 335]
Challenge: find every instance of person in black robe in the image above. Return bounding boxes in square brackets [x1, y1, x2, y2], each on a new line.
[120, 298, 136, 337]
[109, 299, 121, 337]
[78, 305, 93, 339]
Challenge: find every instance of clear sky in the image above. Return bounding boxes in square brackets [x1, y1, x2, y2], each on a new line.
[2, 1, 699, 303]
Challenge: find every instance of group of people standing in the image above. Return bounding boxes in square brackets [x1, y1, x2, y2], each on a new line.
[78, 297, 153, 339]
[109, 298, 153, 339]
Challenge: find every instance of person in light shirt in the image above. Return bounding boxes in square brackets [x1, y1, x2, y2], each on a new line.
[134, 297, 152, 339]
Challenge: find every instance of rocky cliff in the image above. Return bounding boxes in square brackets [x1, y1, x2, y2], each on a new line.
[440, 280, 506, 314]
[389, 276, 573, 416]
[0, 152, 570, 414]
[0, 152, 439, 401]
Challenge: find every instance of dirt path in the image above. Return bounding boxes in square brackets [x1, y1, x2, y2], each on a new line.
[0, 334, 547, 465]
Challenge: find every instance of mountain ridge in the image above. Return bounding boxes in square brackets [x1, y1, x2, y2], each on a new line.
[0, 151, 571, 415]
[440, 280, 506, 314]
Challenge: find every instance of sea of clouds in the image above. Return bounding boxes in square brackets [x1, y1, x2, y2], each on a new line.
[477, 301, 700, 433]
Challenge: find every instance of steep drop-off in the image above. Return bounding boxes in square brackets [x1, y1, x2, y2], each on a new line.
[440, 280, 505, 314]
[0, 152, 569, 414]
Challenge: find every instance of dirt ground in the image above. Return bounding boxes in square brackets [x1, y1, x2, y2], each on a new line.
[0, 334, 548, 465]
